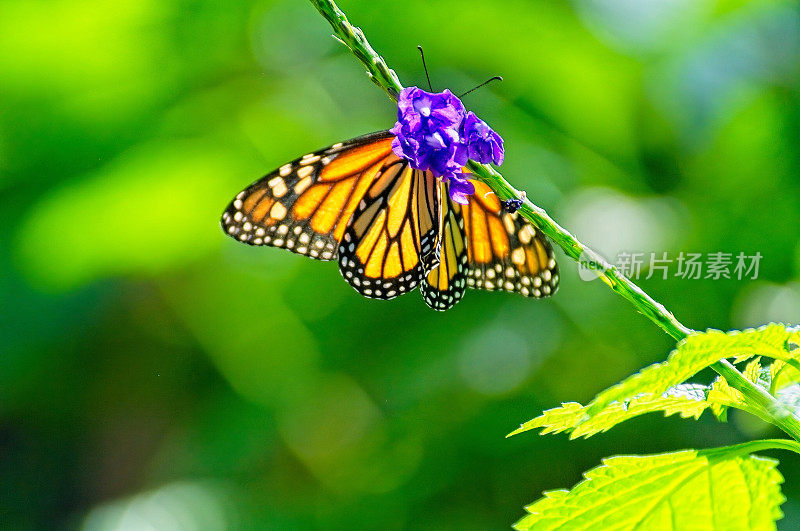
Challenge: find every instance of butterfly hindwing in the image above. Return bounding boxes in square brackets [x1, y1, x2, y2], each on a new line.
[421, 180, 559, 310]
[221, 131, 396, 260]
[338, 165, 440, 300]
[462, 181, 559, 298]
[421, 183, 468, 311]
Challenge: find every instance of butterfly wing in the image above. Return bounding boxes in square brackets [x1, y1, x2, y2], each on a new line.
[421, 179, 559, 311]
[421, 184, 468, 310]
[221, 131, 396, 260]
[462, 180, 559, 297]
[337, 165, 441, 300]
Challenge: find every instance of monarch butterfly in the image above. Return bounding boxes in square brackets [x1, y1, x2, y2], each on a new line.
[221, 129, 559, 311]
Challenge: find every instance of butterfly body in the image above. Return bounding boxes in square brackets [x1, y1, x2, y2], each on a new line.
[222, 131, 559, 310]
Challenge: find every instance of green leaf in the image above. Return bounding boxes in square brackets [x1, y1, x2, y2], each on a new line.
[584, 324, 800, 417]
[508, 384, 714, 439]
[707, 375, 742, 421]
[514, 446, 785, 531]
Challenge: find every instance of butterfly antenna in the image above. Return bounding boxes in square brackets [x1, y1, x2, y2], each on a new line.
[417, 45, 433, 91]
[459, 76, 503, 98]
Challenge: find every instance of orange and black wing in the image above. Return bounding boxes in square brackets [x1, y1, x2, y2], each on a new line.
[337, 163, 440, 300]
[421, 184, 468, 310]
[462, 180, 559, 298]
[421, 180, 559, 311]
[221, 131, 397, 260]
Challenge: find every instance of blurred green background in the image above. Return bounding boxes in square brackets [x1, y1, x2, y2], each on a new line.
[4, 0, 800, 528]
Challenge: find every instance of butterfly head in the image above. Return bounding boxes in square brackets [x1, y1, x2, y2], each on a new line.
[389, 86, 504, 205]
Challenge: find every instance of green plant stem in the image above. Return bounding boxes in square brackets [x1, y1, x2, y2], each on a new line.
[308, 0, 800, 442]
[310, 0, 403, 101]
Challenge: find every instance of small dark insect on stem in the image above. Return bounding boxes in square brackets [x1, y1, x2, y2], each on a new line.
[503, 191, 526, 213]
[460, 76, 503, 98]
[417, 45, 433, 91]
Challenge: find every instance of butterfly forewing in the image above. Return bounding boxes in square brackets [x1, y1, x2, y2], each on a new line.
[221, 131, 395, 260]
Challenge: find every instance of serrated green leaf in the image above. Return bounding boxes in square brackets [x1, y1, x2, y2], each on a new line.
[509, 384, 714, 439]
[584, 324, 800, 417]
[707, 375, 740, 421]
[514, 447, 785, 531]
[744, 357, 764, 384]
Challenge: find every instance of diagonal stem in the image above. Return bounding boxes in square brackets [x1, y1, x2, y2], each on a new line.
[308, 0, 800, 442]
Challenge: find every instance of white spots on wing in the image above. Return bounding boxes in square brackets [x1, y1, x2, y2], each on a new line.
[300, 154, 321, 165]
[297, 166, 313, 179]
[272, 179, 288, 198]
[519, 225, 535, 245]
[279, 164, 292, 176]
[294, 176, 312, 195]
[503, 214, 515, 234]
[511, 247, 525, 266]
[270, 202, 287, 220]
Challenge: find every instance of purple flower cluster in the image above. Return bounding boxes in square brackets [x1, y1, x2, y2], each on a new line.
[390, 86, 504, 204]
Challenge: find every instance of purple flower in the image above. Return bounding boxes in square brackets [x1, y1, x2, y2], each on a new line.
[448, 173, 476, 205]
[462, 112, 504, 165]
[390, 86, 504, 203]
[390, 87, 467, 176]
